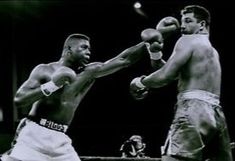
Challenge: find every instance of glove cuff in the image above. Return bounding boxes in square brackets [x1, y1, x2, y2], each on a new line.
[149, 51, 163, 60]
[135, 77, 146, 89]
[40, 81, 62, 96]
[145, 43, 162, 60]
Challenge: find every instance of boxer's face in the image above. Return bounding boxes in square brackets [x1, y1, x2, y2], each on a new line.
[181, 12, 202, 35]
[70, 39, 91, 66]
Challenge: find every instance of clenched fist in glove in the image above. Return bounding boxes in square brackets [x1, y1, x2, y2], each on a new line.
[52, 66, 76, 87]
[129, 76, 148, 100]
[41, 66, 76, 96]
[156, 16, 180, 39]
[141, 28, 163, 60]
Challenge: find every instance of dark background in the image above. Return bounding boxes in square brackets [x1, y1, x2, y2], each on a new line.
[0, 0, 234, 158]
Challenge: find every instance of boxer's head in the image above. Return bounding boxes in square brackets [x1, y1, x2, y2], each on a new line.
[180, 5, 211, 35]
[62, 33, 91, 67]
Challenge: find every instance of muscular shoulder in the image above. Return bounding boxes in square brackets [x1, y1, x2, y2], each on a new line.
[32, 63, 48, 71]
[175, 35, 210, 52]
[179, 34, 210, 47]
[31, 63, 51, 74]
[173, 35, 194, 54]
[29, 63, 55, 80]
[176, 35, 194, 47]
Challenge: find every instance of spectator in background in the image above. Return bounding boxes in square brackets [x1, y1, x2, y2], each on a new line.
[120, 135, 148, 158]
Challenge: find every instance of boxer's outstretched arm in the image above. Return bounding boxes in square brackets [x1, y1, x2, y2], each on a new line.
[86, 42, 146, 78]
[57, 42, 146, 94]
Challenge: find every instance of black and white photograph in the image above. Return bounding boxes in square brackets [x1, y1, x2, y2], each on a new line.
[0, 0, 234, 160]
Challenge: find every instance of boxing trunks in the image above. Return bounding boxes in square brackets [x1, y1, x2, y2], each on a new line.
[6, 117, 81, 161]
[161, 90, 233, 161]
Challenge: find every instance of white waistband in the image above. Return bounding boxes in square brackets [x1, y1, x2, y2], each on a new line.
[177, 90, 220, 106]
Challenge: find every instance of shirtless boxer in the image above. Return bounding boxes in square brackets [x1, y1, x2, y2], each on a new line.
[130, 5, 233, 161]
[3, 33, 146, 161]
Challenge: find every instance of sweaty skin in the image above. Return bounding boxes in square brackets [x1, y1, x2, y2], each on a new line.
[14, 39, 146, 125]
[131, 7, 232, 161]
[142, 34, 221, 96]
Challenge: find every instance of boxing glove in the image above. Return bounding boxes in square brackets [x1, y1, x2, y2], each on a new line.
[41, 66, 76, 96]
[141, 28, 163, 60]
[130, 76, 148, 100]
[52, 66, 76, 86]
[156, 16, 180, 38]
[141, 28, 163, 44]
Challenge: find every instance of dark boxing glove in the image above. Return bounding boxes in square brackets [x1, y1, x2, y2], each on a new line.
[130, 76, 148, 100]
[156, 16, 180, 39]
[141, 28, 163, 60]
[41, 66, 76, 96]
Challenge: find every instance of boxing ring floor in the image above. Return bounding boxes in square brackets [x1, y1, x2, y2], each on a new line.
[80, 156, 161, 161]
